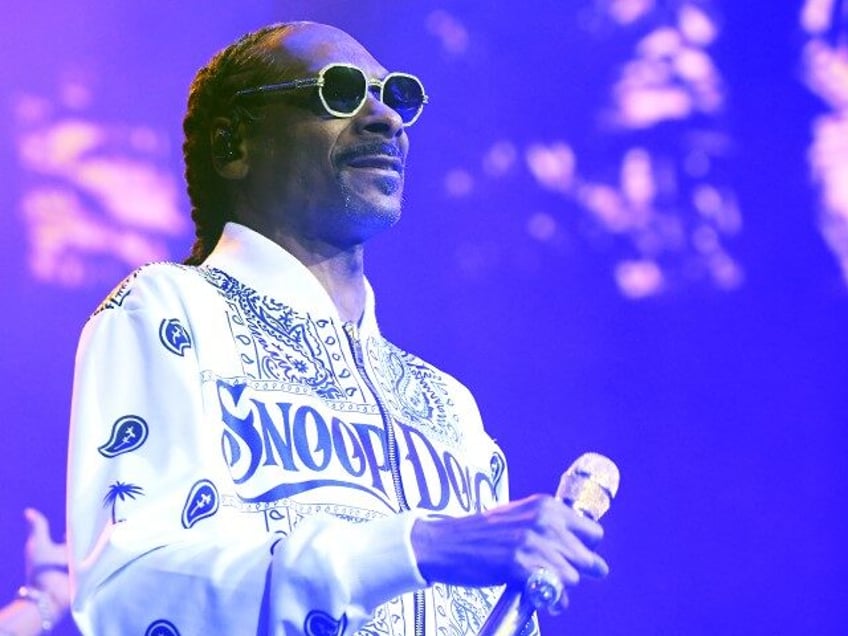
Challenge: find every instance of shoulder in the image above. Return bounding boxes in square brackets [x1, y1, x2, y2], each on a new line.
[91, 262, 207, 318]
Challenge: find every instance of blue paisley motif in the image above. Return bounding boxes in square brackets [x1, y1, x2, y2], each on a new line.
[159, 318, 193, 356]
[98, 415, 148, 457]
[181, 479, 219, 528]
[198, 268, 344, 397]
[490, 452, 506, 490]
[304, 610, 347, 636]
[145, 619, 180, 636]
[370, 339, 460, 444]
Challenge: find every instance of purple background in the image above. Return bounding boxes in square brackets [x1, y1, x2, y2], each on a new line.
[2, 2, 846, 634]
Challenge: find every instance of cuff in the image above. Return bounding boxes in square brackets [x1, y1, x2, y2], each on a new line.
[338, 510, 428, 612]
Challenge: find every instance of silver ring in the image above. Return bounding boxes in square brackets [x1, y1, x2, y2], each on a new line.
[524, 567, 563, 609]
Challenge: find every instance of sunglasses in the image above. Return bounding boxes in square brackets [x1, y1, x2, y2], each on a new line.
[232, 63, 429, 127]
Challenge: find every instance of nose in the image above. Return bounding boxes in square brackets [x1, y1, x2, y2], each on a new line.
[354, 90, 404, 138]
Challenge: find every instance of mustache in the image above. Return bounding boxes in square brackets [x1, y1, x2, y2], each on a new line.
[336, 142, 404, 164]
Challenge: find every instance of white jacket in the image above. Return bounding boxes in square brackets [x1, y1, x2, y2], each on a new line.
[68, 222, 516, 635]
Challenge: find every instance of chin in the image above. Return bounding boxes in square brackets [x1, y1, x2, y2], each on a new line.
[331, 177, 402, 241]
[357, 203, 402, 236]
[345, 185, 403, 217]
[331, 203, 399, 247]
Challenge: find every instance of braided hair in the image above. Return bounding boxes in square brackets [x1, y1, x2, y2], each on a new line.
[182, 22, 300, 265]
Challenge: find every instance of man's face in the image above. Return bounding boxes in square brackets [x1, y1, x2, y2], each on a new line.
[242, 24, 412, 249]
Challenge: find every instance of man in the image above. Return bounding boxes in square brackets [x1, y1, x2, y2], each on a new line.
[67, 22, 607, 635]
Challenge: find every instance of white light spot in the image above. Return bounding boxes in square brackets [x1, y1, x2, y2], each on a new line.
[61, 80, 93, 110]
[527, 212, 558, 242]
[578, 183, 631, 232]
[692, 224, 719, 254]
[73, 158, 183, 231]
[130, 127, 169, 154]
[608, 0, 656, 25]
[638, 28, 682, 59]
[615, 86, 693, 128]
[19, 120, 105, 172]
[444, 169, 474, 197]
[13, 85, 186, 288]
[426, 10, 470, 55]
[693, 184, 722, 217]
[800, 0, 836, 34]
[621, 148, 655, 208]
[20, 187, 168, 287]
[678, 4, 718, 46]
[803, 41, 848, 109]
[12, 94, 52, 125]
[615, 260, 664, 298]
[525, 142, 576, 193]
[674, 47, 715, 83]
[709, 251, 744, 289]
[483, 141, 518, 177]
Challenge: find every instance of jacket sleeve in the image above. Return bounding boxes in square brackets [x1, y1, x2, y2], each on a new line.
[67, 269, 426, 636]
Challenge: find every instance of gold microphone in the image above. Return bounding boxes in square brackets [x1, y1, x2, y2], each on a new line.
[477, 453, 620, 636]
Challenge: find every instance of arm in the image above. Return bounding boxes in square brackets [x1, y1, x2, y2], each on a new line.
[0, 509, 69, 636]
[67, 270, 424, 635]
[68, 280, 270, 634]
[411, 494, 608, 613]
[0, 597, 53, 636]
[411, 379, 609, 614]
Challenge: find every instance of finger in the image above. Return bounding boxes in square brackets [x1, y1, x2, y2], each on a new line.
[563, 542, 608, 579]
[554, 587, 570, 613]
[24, 507, 51, 543]
[563, 508, 605, 546]
[546, 521, 605, 577]
[553, 559, 580, 588]
[550, 533, 609, 582]
[588, 553, 609, 578]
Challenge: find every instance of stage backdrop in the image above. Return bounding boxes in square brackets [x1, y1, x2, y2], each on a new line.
[2, 1, 846, 634]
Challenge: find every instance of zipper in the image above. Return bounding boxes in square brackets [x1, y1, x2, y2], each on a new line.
[413, 591, 425, 636]
[342, 322, 425, 636]
[343, 322, 410, 511]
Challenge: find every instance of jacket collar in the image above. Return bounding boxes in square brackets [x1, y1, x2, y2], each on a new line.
[202, 222, 380, 338]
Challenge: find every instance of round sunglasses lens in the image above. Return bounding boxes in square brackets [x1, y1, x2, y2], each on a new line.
[383, 76, 425, 123]
[321, 66, 367, 114]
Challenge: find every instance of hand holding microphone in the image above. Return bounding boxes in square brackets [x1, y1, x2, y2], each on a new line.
[478, 452, 620, 636]
[410, 453, 619, 635]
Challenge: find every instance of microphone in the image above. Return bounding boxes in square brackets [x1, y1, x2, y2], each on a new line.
[477, 452, 620, 636]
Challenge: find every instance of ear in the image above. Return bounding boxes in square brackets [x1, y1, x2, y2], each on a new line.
[210, 117, 249, 180]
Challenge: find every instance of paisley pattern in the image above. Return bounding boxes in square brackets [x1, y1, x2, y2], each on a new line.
[97, 415, 148, 457]
[433, 584, 502, 636]
[181, 479, 219, 529]
[159, 318, 193, 356]
[490, 451, 506, 491]
[145, 619, 180, 636]
[219, 496, 386, 535]
[355, 596, 406, 635]
[199, 267, 349, 398]
[368, 338, 462, 445]
[304, 610, 347, 636]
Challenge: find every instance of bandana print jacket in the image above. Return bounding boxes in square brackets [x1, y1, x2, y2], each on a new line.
[68, 222, 529, 636]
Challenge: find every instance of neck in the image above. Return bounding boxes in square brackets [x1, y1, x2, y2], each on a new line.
[271, 231, 367, 324]
[234, 205, 374, 323]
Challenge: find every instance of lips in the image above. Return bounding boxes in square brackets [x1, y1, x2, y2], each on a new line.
[337, 143, 404, 174]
